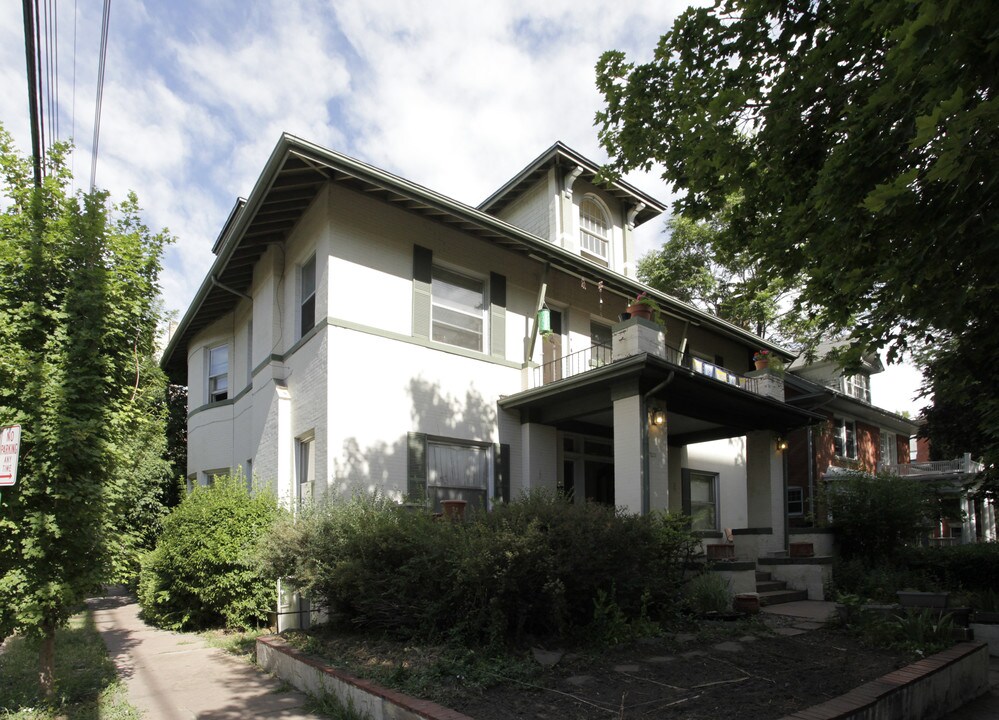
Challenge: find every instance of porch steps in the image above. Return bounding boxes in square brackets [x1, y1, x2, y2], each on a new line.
[755, 570, 807, 607]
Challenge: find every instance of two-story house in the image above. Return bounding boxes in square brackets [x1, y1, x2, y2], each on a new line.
[160, 135, 825, 592]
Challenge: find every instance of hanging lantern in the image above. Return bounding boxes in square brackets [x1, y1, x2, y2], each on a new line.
[537, 307, 551, 334]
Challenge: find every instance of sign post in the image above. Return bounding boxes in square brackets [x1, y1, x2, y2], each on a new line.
[0, 424, 22, 490]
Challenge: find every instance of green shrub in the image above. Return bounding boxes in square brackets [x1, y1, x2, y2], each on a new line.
[138, 476, 279, 630]
[684, 571, 731, 613]
[824, 471, 934, 561]
[831, 557, 936, 603]
[898, 542, 999, 592]
[259, 491, 699, 645]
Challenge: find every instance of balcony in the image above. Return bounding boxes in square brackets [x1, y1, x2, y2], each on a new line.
[530, 338, 769, 398]
[880, 455, 984, 479]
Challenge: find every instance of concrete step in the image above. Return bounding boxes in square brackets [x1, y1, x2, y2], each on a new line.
[759, 589, 808, 606]
[755, 570, 772, 582]
[756, 580, 787, 593]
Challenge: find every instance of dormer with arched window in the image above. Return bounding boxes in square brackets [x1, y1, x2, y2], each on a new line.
[579, 195, 611, 263]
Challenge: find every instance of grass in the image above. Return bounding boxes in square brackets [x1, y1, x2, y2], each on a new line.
[0, 612, 141, 720]
[201, 627, 269, 662]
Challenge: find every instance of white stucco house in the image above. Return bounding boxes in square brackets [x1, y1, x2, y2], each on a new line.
[160, 135, 826, 587]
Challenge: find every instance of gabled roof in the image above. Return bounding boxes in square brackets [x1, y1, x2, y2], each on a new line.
[477, 141, 666, 226]
[161, 135, 791, 383]
[788, 338, 885, 375]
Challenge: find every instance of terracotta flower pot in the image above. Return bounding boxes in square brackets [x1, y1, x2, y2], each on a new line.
[733, 593, 761, 615]
[626, 303, 653, 321]
[754, 359, 769, 370]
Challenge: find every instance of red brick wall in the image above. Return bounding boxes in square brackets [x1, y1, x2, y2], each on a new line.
[856, 421, 879, 473]
[896, 435, 912, 464]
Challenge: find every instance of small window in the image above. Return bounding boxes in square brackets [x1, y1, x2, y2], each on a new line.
[296, 436, 315, 508]
[682, 469, 719, 531]
[431, 266, 485, 351]
[427, 440, 489, 512]
[204, 468, 229, 486]
[300, 254, 317, 337]
[833, 417, 857, 459]
[579, 196, 610, 260]
[208, 345, 228, 402]
[787, 486, 804, 517]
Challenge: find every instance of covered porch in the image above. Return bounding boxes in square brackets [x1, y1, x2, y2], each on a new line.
[500, 317, 824, 558]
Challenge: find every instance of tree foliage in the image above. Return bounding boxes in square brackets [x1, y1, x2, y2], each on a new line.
[0, 125, 170, 692]
[637, 198, 812, 342]
[597, 0, 998, 365]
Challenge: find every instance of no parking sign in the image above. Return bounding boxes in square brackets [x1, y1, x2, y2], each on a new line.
[0, 424, 21, 487]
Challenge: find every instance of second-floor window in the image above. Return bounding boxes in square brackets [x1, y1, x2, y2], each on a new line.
[208, 344, 228, 402]
[579, 196, 610, 260]
[833, 416, 856, 459]
[300, 254, 316, 338]
[842, 373, 871, 403]
[880, 431, 897, 466]
[432, 266, 484, 352]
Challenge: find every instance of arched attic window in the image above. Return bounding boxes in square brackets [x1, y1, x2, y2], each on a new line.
[579, 196, 610, 261]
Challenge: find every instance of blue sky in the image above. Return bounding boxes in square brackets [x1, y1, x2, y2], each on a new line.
[0, 0, 924, 415]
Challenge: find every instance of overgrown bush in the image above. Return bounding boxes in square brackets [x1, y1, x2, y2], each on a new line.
[138, 476, 279, 630]
[899, 542, 999, 592]
[684, 571, 731, 613]
[831, 557, 937, 603]
[823, 471, 934, 561]
[259, 491, 699, 645]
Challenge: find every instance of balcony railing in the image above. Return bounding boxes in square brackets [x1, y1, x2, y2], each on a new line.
[530, 341, 762, 396]
[880, 456, 984, 477]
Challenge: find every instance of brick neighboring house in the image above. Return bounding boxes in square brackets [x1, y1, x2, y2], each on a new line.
[782, 341, 918, 526]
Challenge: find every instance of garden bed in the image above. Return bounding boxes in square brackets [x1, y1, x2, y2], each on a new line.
[274, 620, 919, 720]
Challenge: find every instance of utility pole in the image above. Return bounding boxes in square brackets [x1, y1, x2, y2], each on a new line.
[21, 0, 43, 187]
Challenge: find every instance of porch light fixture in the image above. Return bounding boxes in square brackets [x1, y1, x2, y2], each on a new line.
[650, 407, 666, 427]
[776, 437, 789, 452]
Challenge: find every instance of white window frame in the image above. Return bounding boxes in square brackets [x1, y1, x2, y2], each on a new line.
[579, 195, 610, 261]
[879, 431, 897, 467]
[296, 435, 315, 510]
[787, 486, 805, 517]
[842, 373, 871, 403]
[682, 468, 719, 531]
[426, 437, 491, 513]
[207, 344, 229, 403]
[431, 265, 486, 352]
[299, 253, 317, 339]
[833, 417, 857, 459]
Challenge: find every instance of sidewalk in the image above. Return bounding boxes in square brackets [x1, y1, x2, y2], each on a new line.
[87, 591, 323, 719]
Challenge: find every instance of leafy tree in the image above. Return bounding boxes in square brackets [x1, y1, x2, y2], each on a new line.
[596, 0, 998, 485]
[638, 198, 810, 342]
[0, 125, 169, 696]
[596, 0, 998, 364]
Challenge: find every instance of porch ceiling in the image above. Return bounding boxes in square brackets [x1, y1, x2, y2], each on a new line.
[498, 354, 825, 445]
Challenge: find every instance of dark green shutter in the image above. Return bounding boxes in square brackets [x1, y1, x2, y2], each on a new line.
[490, 272, 506, 359]
[494, 443, 510, 503]
[413, 246, 432, 339]
[407, 432, 427, 501]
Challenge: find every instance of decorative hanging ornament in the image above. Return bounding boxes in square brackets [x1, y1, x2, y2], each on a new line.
[598, 280, 604, 305]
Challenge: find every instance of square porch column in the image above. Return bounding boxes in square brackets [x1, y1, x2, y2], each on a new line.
[745, 430, 786, 556]
[521, 422, 557, 494]
[612, 383, 644, 514]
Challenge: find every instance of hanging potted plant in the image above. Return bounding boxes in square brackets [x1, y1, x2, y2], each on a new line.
[753, 349, 772, 370]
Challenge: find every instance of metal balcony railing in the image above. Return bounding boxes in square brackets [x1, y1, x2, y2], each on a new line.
[531, 341, 763, 396]
[880, 456, 983, 477]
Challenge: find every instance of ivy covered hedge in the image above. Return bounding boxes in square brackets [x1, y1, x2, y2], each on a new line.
[259, 492, 699, 645]
[138, 476, 278, 631]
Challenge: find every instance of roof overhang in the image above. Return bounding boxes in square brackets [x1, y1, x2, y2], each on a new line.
[499, 354, 825, 446]
[162, 135, 796, 383]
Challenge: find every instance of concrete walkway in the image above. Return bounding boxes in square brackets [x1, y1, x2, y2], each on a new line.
[87, 592, 323, 720]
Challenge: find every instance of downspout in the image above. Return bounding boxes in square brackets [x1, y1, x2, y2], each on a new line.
[806, 426, 815, 523]
[641, 373, 675, 514]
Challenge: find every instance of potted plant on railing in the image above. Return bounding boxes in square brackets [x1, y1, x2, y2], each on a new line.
[626, 292, 664, 326]
[753, 349, 772, 370]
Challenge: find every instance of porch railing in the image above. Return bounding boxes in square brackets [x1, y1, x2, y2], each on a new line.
[880, 456, 983, 477]
[530, 341, 762, 396]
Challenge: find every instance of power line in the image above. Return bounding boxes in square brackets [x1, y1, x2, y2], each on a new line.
[90, 0, 111, 191]
[21, 0, 42, 186]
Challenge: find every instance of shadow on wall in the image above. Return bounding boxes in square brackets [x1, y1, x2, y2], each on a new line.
[329, 376, 497, 499]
